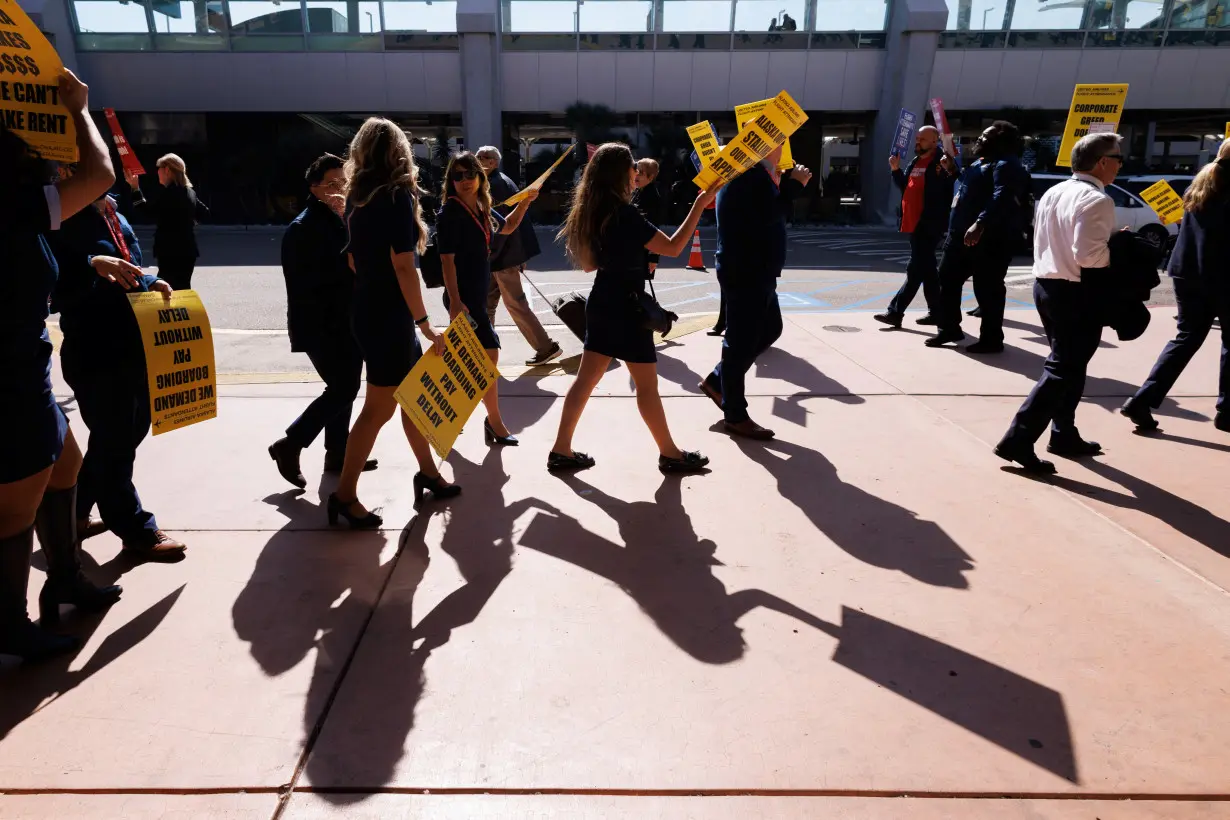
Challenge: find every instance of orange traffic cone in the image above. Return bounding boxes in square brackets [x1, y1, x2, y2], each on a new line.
[685, 230, 707, 272]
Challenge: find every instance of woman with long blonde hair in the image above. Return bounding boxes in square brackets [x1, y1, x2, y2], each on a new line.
[125, 152, 209, 290]
[549, 143, 716, 473]
[328, 118, 457, 528]
[1123, 138, 1230, 433]
[436, 151, 537, 445]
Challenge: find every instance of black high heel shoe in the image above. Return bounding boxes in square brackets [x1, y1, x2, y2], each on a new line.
[413, 472, 462, 506]
[326, 494, 383, 529]
[483, 419, 518, 447]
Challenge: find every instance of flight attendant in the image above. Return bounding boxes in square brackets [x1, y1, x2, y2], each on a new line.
[0, 71, 125, 662]
[329, 118, 456, 528]
[126, 154, 208, 290]
[437, 151, 538, 446]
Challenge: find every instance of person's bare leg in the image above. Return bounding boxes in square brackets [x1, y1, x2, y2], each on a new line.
[0, 467, 52, 539]
[398, 410, 446, 482]
[551, 350, 610, 456]
[46, 427, 83, 491]
[337, 385, 397, 515]
[627, 362, 683, 459]
[481, 348, 510, 438]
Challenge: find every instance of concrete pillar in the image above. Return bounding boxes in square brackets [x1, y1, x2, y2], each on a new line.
[457, 0, 502, 154]
[864, 0, 948, 224]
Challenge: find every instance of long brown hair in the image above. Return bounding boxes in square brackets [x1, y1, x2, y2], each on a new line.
[558, 142, 634, 270]
[441, 152, 495, 230]
[343, 117, 429, 254]
[1183, 138, 1229, 213]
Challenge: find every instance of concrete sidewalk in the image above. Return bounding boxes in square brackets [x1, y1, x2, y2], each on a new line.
[4, 309, 1230, 819]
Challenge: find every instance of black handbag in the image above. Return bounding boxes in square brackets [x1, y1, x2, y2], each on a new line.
[419, 230, 443, 288]
[633, 280, 678, 336]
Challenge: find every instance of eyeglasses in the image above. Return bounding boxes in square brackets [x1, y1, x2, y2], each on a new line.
[451, 169, 479, 182]
[1104, 153, 1125, 162]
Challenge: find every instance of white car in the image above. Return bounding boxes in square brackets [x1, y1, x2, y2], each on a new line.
[1030, 173, 1177, 248]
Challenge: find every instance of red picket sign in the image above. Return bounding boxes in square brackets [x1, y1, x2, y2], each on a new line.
[103, 108, 145, 175]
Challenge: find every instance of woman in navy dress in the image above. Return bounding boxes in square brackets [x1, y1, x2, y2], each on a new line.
[437, 152, 538, 445]
[0, 71, 129, 663]
[549, 143, 716, 473]
[328, 118, 458, 528]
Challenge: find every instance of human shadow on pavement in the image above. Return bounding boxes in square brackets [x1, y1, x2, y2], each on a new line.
[1045, 459, 1230, 560]
[655, 350, 708, 395]
[0, 557, 184, 742]
[520, 474, 831, 663]
[731, 436, 973, 588]
[298, 446, 553, 803]
[945, 341, 1140, 400]
[751, 346, 865, 427]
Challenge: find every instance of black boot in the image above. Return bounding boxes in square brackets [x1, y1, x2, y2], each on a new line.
[35, 486, 122, 627]
[0, 526, 78, 662]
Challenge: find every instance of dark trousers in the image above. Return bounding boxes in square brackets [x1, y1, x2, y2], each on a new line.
[886, 225, 942, 317]
[61, 344, 158, 545]
[285, 332, 363, 455]
[157, 256, 196, 291]
[706, 280, 783, 423]
[935, 236, 1014, 343]
[1133, 277, 1228, 414]
[713, 290, 727, 332]
[1000, 278, 1103, 449]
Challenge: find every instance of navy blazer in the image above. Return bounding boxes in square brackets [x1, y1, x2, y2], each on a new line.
[948, 155, 1030, 242]
[488, 170, 541, 271]
[132, 182, 208, 259]
[715, 163, 799, 285]
[892, 152, 956, 233]
[1167, 189, 1229, 289]
[282, 196, 353, 352]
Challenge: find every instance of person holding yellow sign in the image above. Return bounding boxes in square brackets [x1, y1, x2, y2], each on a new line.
[328, 118, 459, 529]
[1122, 139, 1230, 434]
[0, 70, 126, 663]
[551, 143, 716, 473]
[437, 151, 538, 446]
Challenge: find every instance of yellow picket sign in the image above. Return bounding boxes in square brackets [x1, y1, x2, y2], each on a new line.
[395, 314, 499, 460]
[1055, 84, 1129, 168]
[499, 144, 575, 207]
[0, 0, 77, 162]
[686, 121, 721, 170]
[694, 89, 807, 189]
[1224, 122, 1229, 141]
[1138, 179, 1185, 226]
[128, 290, 217, 435]
[734, 98, 794, 170]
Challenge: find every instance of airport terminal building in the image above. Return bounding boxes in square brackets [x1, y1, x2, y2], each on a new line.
[20, 0, 1230, 223]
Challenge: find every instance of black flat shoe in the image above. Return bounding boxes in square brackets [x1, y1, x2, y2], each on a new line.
[484, 419, 519, 447]
[967, 306, 982, 317]
[916, 314, 938, 326]
[659, 451, 710, 473]
[873, 312, 903, 328]
[548, 451, 596, 472]
[1120, 400, 1159, 432]
[1215, 412, 1229, 433]
[268, 438, 306, 489]
[1047, 435, 1103, 458]
[924, 329, 966, 348]
[994, 443, 1057, 475]
[965, 340, 1004, 355]
[413, 472, 462, 505]
[323, 455, 379, 473]
[326, 494, 382, 529]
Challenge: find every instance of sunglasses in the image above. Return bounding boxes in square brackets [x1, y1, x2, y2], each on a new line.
[1104, 153, 1125, 162]
[450, 169, 479, 182]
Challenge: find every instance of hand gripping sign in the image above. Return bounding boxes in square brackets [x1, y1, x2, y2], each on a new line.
[928, 98, 955, 157]
[499, 144, 575, 208]
[395, 314, 500, 460]
[0, 0, 77, 162]
[1056, 84, 1129, 168]
[128, 291, 218, 435]
[694, 90, 808, 190]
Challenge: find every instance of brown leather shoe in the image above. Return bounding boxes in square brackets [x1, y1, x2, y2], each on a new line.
[123, 530, 187, 563]
[698, 380, 723, 410]
[77, 517, 108, 541]
[724, 419, 775, 440]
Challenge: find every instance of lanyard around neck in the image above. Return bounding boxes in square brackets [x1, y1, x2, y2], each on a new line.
[101, 199, 131, 263]
[451, 196, 491, 251]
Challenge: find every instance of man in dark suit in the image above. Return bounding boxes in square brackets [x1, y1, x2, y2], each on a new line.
[699, 144, 812, 440]
[477, 146, 561, 367]
[875, 125, 956, 327]
[268, 154, 376, 488]
[925, 120, 1031, 354]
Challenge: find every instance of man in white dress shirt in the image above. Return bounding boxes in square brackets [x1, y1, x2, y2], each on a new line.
[994, 133, 1124, 474]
